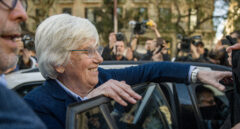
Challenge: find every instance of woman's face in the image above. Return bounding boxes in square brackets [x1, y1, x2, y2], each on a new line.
[63, 40, 103, 89]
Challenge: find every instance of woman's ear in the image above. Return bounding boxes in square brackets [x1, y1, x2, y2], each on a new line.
[55, 66, 65, 73]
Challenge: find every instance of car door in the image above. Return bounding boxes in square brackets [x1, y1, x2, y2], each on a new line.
[66, 83, 176, 129]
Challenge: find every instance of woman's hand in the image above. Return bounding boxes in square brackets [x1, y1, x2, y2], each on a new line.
[87, 79, 142, 106]
[197, 70, 232, 91]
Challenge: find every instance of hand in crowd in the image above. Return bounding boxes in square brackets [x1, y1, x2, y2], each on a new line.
[226, 43, 240, 66]
[191, 44, 200, 59]
[149, 19, 157, 31]
[22, 49, 31, 65]
[86, 79, 142, 106]
[197, 70, 232, 91]
[125, 47, 134, 61]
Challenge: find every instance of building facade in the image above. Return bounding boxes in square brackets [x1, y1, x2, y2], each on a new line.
[26, 0, 216, 57]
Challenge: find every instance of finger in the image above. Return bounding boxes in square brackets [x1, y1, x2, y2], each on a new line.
[107, 89, 128, 106]
[110, 83, 138, 104]
[219, 71, 232, 79]
[212, 82, 225, 91]
[116, 81, 142, 100]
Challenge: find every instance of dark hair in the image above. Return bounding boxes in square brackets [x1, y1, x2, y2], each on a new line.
[230, 30, 240, 39]
[196, 41, 204, 47]
[196, 86, 214, 100]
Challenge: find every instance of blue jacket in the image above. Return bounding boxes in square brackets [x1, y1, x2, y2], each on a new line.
[24, 62, 190, 129]
[0, 83, 46, 129]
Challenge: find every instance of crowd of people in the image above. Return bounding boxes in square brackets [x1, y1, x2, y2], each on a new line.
[0, 0, 240, 129]
[102, 20, 170, 62]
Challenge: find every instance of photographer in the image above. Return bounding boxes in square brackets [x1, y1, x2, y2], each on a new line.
[110, 32, 128, 61]
[102, 32, 116, 60]
[143, 37, 170, 61]
[175, 38, 195, 62]
[16, 36, 37, 70]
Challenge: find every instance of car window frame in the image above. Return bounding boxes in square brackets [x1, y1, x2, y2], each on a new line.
[66, 82, 175, 129]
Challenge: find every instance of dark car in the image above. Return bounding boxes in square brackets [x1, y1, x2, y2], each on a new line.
[6, 61, 233, 129]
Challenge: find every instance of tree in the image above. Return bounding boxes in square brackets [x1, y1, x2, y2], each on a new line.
[22, 0, 56, 34]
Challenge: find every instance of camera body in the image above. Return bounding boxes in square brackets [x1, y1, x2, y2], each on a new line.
[22, 35, 34, 51]
[115, 32, 125, 41]
[133, 20, 153, 35]
[221, 35, 237, 46]
[179, 35, 201, 52]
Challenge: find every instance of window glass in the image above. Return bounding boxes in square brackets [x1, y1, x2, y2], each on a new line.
[75, 107, 110, 129]
[195, 85, 230, 129]
[73, 84, 173, 129]
[108, 85, 173, 129]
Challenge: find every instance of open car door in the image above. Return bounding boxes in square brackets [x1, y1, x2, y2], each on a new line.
[66, 83, 176, 129]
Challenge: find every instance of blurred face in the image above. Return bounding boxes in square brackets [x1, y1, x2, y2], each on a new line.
[63, 40, 103, 89]
[115, 41, 125, 56]
[197, 46, 204, 55]
[198, 92, 216, 107]
[145, 40, 156, 51]
[0, 1, 27, 73]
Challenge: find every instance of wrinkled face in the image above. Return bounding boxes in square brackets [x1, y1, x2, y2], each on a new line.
[0, 1, 27, 73]
[115, 41, 125, 56]
[63, 41, 103, 89]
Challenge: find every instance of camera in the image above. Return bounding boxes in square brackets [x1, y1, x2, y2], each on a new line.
[221, 35, 237, 46]
[115, 32, 125, 41]
[179, 35, 201, 52]
[22, 35, 35, 51]
[130, 20, 153, 35]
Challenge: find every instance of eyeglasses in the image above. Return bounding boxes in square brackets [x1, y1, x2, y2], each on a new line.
[0, 0, 27, 10]
[70, 47, 103, 58]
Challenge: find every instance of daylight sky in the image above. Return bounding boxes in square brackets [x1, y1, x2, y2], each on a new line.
[213, 0, 229, 42]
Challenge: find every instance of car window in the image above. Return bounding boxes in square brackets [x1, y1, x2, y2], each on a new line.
[13, 81, 43, 97]
[66, 83, 174, 129]
[194, 84, 230, 129]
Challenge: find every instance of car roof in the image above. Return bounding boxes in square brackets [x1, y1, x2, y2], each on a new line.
[5, 61, 231, 89]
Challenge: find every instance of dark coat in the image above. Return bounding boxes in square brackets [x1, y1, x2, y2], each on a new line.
[24, 62, 190, 129]
[0, 83, 46, 129]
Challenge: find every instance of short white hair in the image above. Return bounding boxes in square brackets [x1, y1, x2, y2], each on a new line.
[35, 14, 99, 79]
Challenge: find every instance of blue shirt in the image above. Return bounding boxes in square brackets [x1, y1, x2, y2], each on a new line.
[0, 74, 7, 87]
[56, 80, 88, 102]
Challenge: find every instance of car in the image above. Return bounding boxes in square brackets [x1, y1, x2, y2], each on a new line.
[5, 61, 233, 129]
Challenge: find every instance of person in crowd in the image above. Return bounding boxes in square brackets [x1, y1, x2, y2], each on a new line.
[196, 86, 216, 107]
[0, 0, 46, 128]
[230, 30, 240, 43]
[196, 86, 228, 129]
[109, 32, 129, 61]
[221, 41, 240, 129]
[16, 37, 37, 70]
[141, 38, 168, 61]
[112, 39, 128, 61]
[191, 41, 210, 63]
[24, 14, 231, 129]
[102, 32, 116, 60]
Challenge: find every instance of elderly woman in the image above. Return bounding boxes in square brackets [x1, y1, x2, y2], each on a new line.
[24, 14, 231, 129]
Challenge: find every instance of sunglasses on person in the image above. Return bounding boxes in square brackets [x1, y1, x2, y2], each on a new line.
[0, 0, 27, 10]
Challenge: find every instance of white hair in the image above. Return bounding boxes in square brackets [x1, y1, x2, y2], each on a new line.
[35, 14, 99, 79]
